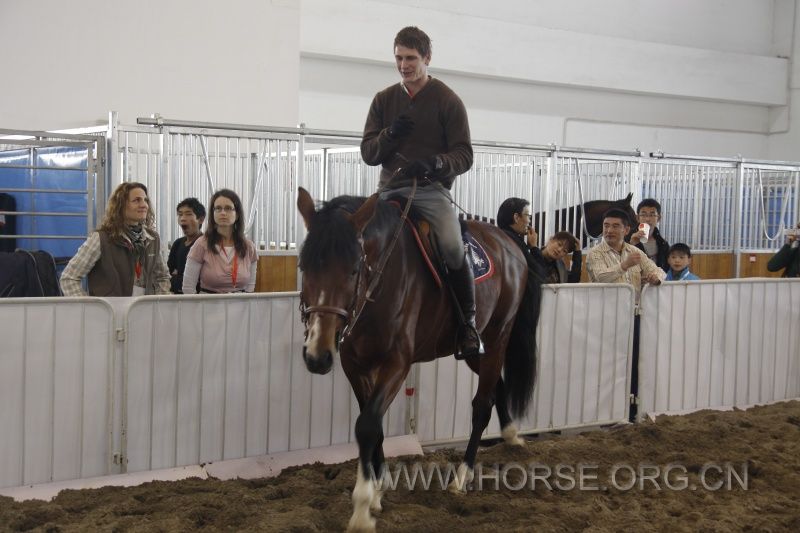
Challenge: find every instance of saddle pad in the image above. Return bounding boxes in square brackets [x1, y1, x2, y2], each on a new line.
[405, 222, 494, 287]
[465, 233, 494, 283]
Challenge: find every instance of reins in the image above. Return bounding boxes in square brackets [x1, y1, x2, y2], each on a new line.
[340, 177, 418, 342]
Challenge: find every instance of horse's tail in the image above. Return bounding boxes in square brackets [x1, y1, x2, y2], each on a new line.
[503, 268, 542, 418]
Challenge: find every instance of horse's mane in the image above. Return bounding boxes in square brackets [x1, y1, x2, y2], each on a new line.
[298, 195, 400, 273]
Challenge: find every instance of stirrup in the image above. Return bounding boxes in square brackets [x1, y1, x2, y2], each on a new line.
[455, 324, 485, 360]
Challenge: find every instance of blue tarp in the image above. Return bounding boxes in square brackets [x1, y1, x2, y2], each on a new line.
[0, 146, 90, 260]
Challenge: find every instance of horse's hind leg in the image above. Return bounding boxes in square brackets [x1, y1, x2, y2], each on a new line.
[448, 371, 498, 494]
[495, 378, 525, 446]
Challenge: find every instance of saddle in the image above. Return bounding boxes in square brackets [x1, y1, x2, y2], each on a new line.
[387, 198, 494, 288]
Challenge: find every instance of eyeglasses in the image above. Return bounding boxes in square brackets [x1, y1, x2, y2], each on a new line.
[213, 206, 235, 213]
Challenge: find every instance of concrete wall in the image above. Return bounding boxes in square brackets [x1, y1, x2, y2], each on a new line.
[299, 0, 797, 160]
[0, 0, 301, 130]
[0, 0, 797, 162]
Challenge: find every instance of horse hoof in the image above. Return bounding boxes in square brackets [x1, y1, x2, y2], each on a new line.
[501, 425, 526, 447]
[447, 480, 467, 495]
[347, 515, 376, 533]
[369, 499, 382, 513]
[507, 435, 525, 447]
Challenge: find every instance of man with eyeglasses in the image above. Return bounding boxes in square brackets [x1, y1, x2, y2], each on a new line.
[628, 198, 670, 271]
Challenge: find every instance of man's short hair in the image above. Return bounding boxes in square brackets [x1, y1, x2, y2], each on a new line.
[394, 26, 432, 58]
[602, 208, 632, 227]
[496, 197, 530, 231]
[668, 242, 692, 257]
[636, 198, 662, 215]
[177, 197, 206, 220]
[551, 231, 578, 253]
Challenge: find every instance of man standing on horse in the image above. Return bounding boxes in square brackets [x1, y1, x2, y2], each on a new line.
[360, 26, 481, 358]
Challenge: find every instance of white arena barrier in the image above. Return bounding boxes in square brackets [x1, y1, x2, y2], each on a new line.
[5, 279, 795, 490]
[414, 284, 636, 444]
[638, 279, 800, 418]
[121, 293, 407, 473]
[0, 298, 115, 489]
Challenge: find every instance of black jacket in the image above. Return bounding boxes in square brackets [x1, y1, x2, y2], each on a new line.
[630, 227, 669, 272]
[501, 229, 546, 281]
[530, 247, 582, 284]
[767, 242, 800, 278]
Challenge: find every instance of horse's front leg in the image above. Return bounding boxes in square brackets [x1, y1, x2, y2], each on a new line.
[347, 362, 410, 533]
[349, 390, 383, 533]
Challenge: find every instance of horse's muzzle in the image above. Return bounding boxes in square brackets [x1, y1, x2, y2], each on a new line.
[302, 345, 333, 375]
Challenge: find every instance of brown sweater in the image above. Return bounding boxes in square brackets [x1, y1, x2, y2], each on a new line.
[360, 77, 473, 188]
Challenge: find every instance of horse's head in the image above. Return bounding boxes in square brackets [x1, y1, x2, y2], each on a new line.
[296, 187, 378, 374]
[583, 192, 637, 238]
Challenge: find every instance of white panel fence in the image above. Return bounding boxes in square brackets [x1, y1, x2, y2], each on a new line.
[416, 284, 635, 445]
[0, 298, 115, 489]
[1, 280, 798, 490]
[639, 279, 800, 417]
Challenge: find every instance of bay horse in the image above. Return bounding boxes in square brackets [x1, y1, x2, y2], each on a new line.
[297, 186, 539, 532]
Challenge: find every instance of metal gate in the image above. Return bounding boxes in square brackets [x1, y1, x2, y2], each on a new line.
[0, 128, 104, 261]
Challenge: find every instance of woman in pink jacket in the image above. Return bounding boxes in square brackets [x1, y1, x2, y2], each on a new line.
[182, 189, 257, 294]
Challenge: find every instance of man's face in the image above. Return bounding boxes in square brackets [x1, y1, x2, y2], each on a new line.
[602, 216, 629, 249]
[394, 45, 429, 86]
[177, 206, 202, 237]
[668, 252, 691, 272]
[638, 206, 660, 228]
[124, 187, 149, 225]
[510, 206, 531, 235]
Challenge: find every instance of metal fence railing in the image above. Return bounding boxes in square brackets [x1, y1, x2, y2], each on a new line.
[5, 115, 799, 272]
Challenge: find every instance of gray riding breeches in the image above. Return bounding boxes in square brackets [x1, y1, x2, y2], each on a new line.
[379, 182, 465, 270]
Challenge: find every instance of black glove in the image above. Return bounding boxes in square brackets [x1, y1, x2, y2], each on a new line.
[388, 114, 414, 140]
[402, 156, 437, 179]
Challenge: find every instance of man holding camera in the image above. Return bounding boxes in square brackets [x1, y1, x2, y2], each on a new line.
[767, 223, 800, 278]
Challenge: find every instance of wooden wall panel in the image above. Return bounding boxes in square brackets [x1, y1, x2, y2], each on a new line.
[255, 255, 298, 292]
[251, 251, 783, 293]
[738, 253, 783, 278]
[574, 251, 783, 282]
[690, 253, 733, 280]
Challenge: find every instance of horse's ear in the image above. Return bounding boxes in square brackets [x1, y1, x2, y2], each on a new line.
[624, 192, 633, 204]
[297, 187, 316, 229]
[347, 194, 379, 234]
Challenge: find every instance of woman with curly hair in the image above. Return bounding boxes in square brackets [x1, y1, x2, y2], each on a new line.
[181, 189, 258, 294]
[60, 182, 170, 296]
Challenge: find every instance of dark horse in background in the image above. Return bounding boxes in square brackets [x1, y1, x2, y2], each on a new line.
[533, 193, 637, 247]
[297, 187, 540, 532]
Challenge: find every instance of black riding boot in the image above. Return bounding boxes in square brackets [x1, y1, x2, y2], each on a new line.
[449, 261, 484, 359]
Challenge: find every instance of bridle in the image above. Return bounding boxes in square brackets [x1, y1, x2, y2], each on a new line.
[300, 177, 418, 345]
